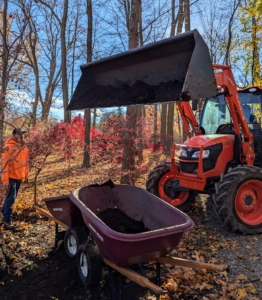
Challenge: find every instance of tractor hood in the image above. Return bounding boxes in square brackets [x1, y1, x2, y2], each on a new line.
[68, 29, 218, 110]
[183, 134, 235, 148]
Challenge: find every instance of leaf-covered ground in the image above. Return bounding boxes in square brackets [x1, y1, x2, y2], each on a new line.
[0, 156, 262, 300]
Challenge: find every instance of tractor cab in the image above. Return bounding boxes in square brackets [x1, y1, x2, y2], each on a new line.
[200, 87, 262, 166]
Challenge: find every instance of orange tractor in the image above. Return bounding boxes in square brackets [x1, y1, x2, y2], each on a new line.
[69, 30, 262, 234]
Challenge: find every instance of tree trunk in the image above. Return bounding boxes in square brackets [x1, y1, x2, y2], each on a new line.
[92, 108, 96, 128]
[121, 0, 140, 185]
[61, 0, 70, 122]
[184, 0, 190, 31]
[167, 103, 174, 152]
[83, 0, 93, 168]
[160, 104, 167, 146]
[83, 108, 91, 168]
[251, 16, 260, 86]
[153, 104, 158, 150]
[0, 0, 8, 147]
[176, 0, 184, 34]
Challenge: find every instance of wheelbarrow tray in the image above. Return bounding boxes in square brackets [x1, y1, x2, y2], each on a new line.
[43, 184, 194, 267]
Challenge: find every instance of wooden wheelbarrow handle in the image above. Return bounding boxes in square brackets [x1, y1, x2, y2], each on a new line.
[104, 258, 163, 295]
[156, 256, 224, 272]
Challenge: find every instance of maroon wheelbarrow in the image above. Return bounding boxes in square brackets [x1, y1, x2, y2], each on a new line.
[35, 182, 224, 299]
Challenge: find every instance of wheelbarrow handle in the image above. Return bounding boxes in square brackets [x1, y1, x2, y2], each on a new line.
[104, 258, 163, 295]
[156, 256, 224, 272]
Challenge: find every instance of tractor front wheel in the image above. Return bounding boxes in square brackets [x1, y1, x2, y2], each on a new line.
[213, 165, 262, 234]
[146, 162, 196, 212]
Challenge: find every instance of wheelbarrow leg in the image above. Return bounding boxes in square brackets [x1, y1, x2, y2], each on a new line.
[55, 223, 59, 248]
[54, 223, 66, 249]
[156, 262, 161, 286]
[106, 265, 118, 300]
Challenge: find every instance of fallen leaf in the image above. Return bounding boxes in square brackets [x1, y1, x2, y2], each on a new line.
[238, 288, 247, 297]
[236, 274, 248, 281]
[164, 278, 178, 292]
[14, 270, 22, 276]
[245, 283, 257, 294]
[250, 256, 260, 261]
[237, 254, 246, 260]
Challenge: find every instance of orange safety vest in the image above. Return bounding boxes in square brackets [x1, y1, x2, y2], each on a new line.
[1, 139, 29, 184]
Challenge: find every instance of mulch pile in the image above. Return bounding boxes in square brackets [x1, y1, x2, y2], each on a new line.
[97, 208, 149, 234]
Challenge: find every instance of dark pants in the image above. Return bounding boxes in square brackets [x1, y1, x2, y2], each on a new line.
[2, 179, 21, 223]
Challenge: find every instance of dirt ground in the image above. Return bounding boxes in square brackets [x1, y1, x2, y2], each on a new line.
[1, 161, 262, 300]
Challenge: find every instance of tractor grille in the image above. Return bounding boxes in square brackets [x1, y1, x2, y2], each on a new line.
[180, 162, 198, 174]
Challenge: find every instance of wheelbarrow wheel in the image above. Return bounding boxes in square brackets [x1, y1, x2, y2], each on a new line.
[64, 227, 88, 258]
[76, 242, 102, 286]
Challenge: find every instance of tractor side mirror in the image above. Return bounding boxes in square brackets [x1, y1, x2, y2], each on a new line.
[192, 99, 198, 111]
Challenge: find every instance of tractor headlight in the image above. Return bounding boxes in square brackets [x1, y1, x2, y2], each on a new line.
[179, 148, 187, 157]
[191, 149, 210, 158]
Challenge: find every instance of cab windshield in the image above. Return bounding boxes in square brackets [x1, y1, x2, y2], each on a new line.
[200, 92, 262, 134]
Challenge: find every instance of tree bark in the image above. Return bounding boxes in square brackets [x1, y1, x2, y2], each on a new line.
[61, 0, 70, 122]
[0, 0, 8, 147]
[167, 103, 174, 152]
[83, 0, 93, 168]
[160, 104, 167, 146]
[153, 105, 158, 149]
[251, 16, 260, 86]
[121, 0, 140, 185]
[92, 108, 96, 128]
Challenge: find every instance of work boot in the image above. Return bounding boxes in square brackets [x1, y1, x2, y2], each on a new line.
[4, 222, 16, 231]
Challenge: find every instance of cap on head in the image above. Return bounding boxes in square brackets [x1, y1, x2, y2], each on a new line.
[13, 128, 27, 135]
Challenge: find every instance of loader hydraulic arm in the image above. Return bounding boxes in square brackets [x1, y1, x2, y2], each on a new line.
[212, 64, 255, 165]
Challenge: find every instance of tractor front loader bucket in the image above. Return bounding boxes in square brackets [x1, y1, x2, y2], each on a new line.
[68, 29, 218, 110]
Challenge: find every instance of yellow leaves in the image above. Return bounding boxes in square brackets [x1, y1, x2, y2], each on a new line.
[238, 288, 247, 297]
[250, 256, 260, 261]
[37, 248, 41, 255]
[164, 278, 178, 292]
[49, 220, 56, 225]
[245, 283, 257, 294]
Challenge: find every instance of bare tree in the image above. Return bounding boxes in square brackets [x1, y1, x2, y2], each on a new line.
[37, 0, 70, 122]
[83, 0, 93, 168]
[0, 0, 30, 145]
[121, 0, 140, 185]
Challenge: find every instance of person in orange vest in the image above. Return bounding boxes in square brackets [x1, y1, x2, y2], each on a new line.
[1, 128, 29, 230]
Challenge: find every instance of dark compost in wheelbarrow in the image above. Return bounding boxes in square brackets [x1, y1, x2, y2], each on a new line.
[97, 208, 149, 234]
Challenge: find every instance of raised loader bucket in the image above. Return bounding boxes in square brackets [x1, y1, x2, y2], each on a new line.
[68, 29, 218, 110]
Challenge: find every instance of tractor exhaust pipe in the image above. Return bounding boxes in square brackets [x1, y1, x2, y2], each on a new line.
[68, 29, 218, 110]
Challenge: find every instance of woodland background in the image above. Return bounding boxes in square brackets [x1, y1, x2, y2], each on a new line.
[0, 0, 261, 186]
[0, 1, 262, 300]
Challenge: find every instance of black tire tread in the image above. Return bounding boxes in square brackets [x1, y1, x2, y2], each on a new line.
[214, 165, 262, 234]
[64, 226, 88, 258]
[77, 242, 102, 286]
[146, 162, 196, 212]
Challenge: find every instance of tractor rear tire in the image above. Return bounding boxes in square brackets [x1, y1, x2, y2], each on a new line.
[213, 165, 262, 234]
[64, 227, 89, 258]
[146, 162, 196, 212]
[76, 242, 102, 286]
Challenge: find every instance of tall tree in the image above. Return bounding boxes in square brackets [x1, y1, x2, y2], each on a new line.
[82, 0, 93, 168]
[0, 0, 29, 145]
[37, 0, 70, 122]
[121, 0, 140, 185]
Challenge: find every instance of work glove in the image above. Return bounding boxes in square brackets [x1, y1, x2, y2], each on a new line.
[3, 183, 10, 194]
